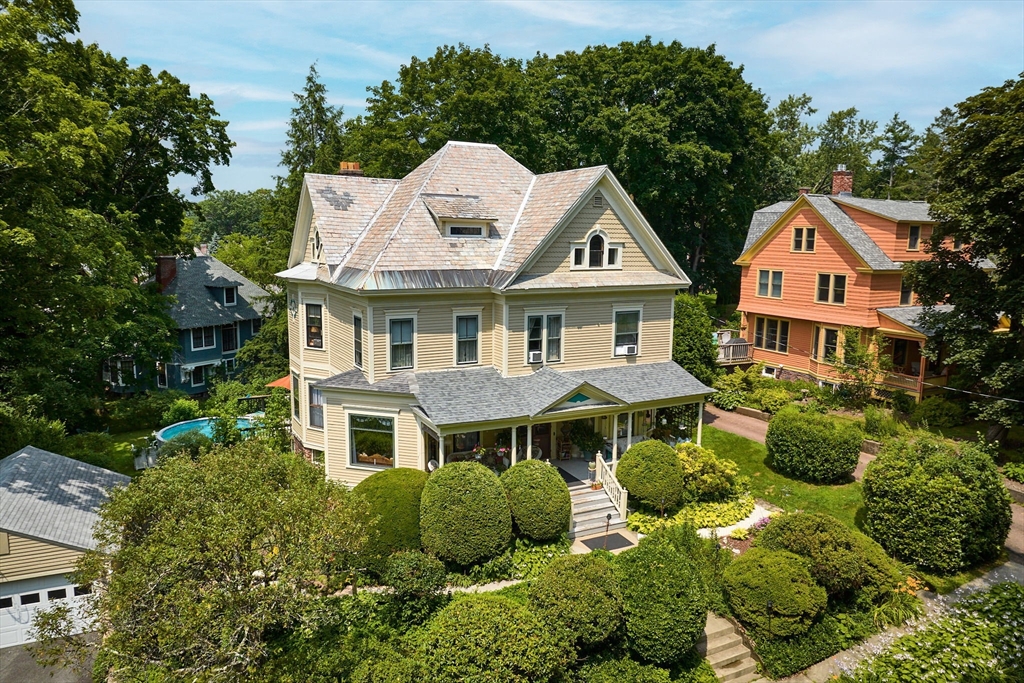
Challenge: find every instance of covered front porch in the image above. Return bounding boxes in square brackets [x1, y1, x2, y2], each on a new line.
[877, 306, 952, 400]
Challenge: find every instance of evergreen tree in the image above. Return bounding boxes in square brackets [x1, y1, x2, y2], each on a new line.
[871, 113, 919, 199]
[672, 295, 719, 387]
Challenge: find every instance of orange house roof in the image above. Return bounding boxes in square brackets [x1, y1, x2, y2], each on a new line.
[266, 375, 291, 390]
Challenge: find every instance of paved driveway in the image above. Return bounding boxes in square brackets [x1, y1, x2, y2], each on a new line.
[0, 643, 93, 683]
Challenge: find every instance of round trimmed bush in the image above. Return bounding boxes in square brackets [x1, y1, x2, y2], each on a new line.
[863, 438, 1011, 574]
[529, 553, 622, 649]
[353, 468, 429, 574]
[499, 460, 571, 541]
[755, 513, 901, 601]
[420, 462, 512, 567]
[616, 440, 687, 511]
[616, 539, 708, 664]
[382, 550, 449, 625]
[765, 408, 861, 483]
[422, 594, 570, 683]
[723, 548, 827, 638]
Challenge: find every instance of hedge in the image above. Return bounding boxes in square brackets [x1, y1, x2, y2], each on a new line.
[753, 612, 873, 679]
[420, 462, 512, 567]
[765, 408, 861, 483]
[353, 468, 429, 575]
[616, 539, 708, 664]
[421, 594, 571, 683]
[579, 658, 672, 683]
[647, 523, 732, 614]
[862, 438, 1011, 574]
[381, 550, 449, 626]
[723, 548, 827, 638]
[616, 440, 687, 511]
[499, 460, 571, 541]
[529, 553, 622, 650]
[755, 513, 901, 602]
[910, 396, 965, 429]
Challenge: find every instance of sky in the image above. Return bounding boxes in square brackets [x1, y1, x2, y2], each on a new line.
[76, 0, 1024, 195]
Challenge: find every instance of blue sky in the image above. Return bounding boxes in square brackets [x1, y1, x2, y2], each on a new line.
[77, 0, 1024, 194]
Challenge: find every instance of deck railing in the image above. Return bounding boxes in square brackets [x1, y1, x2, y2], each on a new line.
[595, 456, 629, 521]
[882, 372, 919, 391]
[718, 341, 753, 364]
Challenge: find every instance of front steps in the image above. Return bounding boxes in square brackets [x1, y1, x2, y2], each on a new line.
[699, 613, 766, 683]
[567, 480, 625, 539]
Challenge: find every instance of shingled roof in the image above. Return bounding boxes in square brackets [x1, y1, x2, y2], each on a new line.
[163, 255, 270, 329]
[316, 361, 712, 427]
[288, 141, 687, 292]
[1, 447, 129, 551]
[877, 304, 954, 336]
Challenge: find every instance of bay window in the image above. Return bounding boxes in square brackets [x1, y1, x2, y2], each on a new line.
[350, 414, 395, 468]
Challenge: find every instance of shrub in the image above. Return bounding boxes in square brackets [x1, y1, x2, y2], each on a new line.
[616, 440, 686, 511]
[1004, 462, 1024, 484]
[910, 396, 965, 429]
[750, 387, 792, 414]
[765, 408, 861, 483]
[381, 550, 449, 626]
[420, 462, 512, 567]
[349, 644, 425, 683]
[421, 594, 570, 683]
[616, 539, 708, 664]
[862, 405, 901, 439]
[710, 370, 748, 410]
[626, 494, 754, 535]
[499, 460, 571, 541]
[648, 523, 732, 613]
[530, 553, 622, 650]
[723, 548, 827, 638]
[672, 294, 720, 388]
[105, 391, 185, 432]
[0, 404, 66, 456]
[160, 398, 201, 427]
[579, 658, 672, 683]
[353, 468, 429, 574]
[158, 431, 212, 460]
[889, 389, 915, 415]
[755, 513, 901, 601]
[862, 438, 1011, 574]
[58, 432, 118, 470]
[676, 442, 739, 501]
[753, 613, 869, 678]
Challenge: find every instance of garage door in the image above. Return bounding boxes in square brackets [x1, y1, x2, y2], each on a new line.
[0, 575, 91, 648]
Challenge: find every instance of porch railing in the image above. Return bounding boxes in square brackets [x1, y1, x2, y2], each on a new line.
[595, 456, 629, 521]
[882, 372, 919, 392]
[718, 341, 753, 364]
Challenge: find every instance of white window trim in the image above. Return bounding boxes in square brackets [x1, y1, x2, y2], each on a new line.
[442, 220, 489, 238]
[611, 305, 644, 358]
[307, 381, 324, 431]
[385, 310, 418, 372]
[223, 358, 235, 374]
[291, 371, 301, 420]
[452, 307, 483, 366]
[302, 296, 326, 351]
[224, 287, 237, 307]
[190, 326, 216, 352]
[190, 365, 206, 387]
[346, 406, 400, 471]
[523, 307, 566, 366]
[221, 322, 238, 354]
[569, 229, 625, 271]
[353, 312, 364, 369]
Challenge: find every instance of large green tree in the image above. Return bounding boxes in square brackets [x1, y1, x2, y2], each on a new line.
[184, 188, 273, 243]
[867, 113, 919, 199]
[797, 108, 879, 194]
[0, 0, 232, 425]
[672, 294, 719, 387]
[904, 75, 1024, 435]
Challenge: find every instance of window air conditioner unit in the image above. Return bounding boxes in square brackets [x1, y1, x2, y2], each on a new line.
[617, 344, 638, 356]
[528, 350, 543, 364]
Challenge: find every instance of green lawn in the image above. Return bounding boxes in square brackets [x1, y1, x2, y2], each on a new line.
[107, 429, 154, 477]
[703, 426, 866, 530]
[924, 421, 1024, 463]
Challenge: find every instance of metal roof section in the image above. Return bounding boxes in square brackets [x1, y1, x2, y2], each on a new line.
[1, 447, 130, 551]
[316, 361, 712, 427]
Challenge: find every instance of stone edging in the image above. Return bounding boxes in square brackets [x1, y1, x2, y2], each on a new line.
[1004, 476, 1024, 505]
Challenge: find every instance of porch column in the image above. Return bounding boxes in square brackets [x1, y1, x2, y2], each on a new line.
[526, 423, 533, 459]
[611, 413, 619, 465]
[696, 401, 704, 446]
[917, 341, 927, 398]
[511, 425, 518, 466]
[626, 411, 633, 451]
[438, 432, 445, 466]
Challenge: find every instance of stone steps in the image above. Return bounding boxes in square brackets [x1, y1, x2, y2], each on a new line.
[699, 614, 767, 683]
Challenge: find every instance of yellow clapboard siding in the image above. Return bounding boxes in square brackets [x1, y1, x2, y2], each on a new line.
[323, 392, 421, 487]
[0, 533, 82, 583]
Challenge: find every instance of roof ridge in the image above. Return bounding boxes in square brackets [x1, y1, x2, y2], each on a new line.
[492, 175, 537, 271]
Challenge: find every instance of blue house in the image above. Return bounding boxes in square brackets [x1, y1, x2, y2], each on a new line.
[104, 253, 269, 395]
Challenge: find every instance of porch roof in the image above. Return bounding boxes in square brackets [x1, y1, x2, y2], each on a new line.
[877, 304, 953, 336]
[316, 361, 712, 427]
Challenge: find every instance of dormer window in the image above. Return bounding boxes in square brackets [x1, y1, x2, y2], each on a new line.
[570, 230, 623, 270]
[224, 287, 236, 306]
[448, 224, 484, 237]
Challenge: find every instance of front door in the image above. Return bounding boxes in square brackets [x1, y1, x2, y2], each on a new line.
[533, 423, 551, 460]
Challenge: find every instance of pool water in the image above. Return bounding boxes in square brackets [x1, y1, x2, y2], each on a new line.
[156, 417, 255, 443]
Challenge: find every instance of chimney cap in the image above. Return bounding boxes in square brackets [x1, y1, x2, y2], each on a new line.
[836, 164, 848, 172]
[337, 161, 363, 176]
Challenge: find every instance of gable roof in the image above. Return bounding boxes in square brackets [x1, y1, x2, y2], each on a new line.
[738, 194, 900, 271]
[831, 196, 933, 222]
[877, 304, 954, 336]
[316, 361, 711, 427]
[163, 255, 270, 329]
[283, 141, 688, 291]
[0, 447, 129, 551]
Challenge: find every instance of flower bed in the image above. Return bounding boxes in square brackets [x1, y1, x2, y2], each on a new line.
[626, 493, 755, 535]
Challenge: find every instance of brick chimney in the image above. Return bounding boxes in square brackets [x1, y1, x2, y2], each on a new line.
[337, 161, 363, 176]
[798, 187, 811, 196]
[155, 255, 177, 292]
[832, 165, 853, 196]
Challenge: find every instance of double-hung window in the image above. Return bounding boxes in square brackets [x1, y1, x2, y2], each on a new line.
[757, 270, 783, 298]
[614, 310, 640, 356]
[900, 279, 913, 306]
[190, 365, 206, 387]
[191, 326, 215, 351]
[908, 224, 921, 250]
[353, 315, 363, 368]
[390, 318, 414, 370]
[308, 385, 323, 429]
[812, 325, 841, 362]
[792, 227, 816, 252]
[224, 287, 236, 306]
[527, 313, 562, 364]
[305, 304, 323, 348]
[156, 363, 167, 388]
[291, 374, 300, 419]
[753, 316, 789, 353]
[251, 317, 262, 335]
[816, 273, 847, 305]
[456, 315, 479, 365]
[222, 324, 238, 352]
[350, 414, 395, 468]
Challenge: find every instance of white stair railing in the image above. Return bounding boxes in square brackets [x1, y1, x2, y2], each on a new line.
[594, 456, 629, 521]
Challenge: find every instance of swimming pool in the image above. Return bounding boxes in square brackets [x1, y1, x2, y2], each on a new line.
[155, 417, 255, 444]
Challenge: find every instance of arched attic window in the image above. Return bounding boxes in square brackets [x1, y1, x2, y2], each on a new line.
[588, 234, 605, 267]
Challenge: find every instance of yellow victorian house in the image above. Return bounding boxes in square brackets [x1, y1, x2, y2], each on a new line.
[277, 141, 712, 536]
